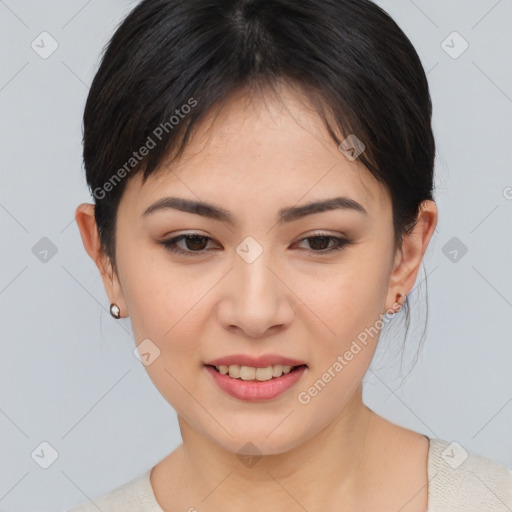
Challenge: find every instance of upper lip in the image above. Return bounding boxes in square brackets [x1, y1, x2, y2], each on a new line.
[205, 354, 307, 368]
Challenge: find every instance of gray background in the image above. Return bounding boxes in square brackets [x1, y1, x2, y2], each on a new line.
[1, 1, 511, 510]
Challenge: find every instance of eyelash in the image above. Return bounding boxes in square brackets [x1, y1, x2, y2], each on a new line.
[159, 232, 354, 256]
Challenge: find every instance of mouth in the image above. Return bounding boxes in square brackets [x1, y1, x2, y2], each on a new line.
[205, 363, 308, 381]
[204, 363, 308, 401]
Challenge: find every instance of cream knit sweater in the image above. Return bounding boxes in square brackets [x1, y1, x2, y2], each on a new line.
[69, 438, 512, 511]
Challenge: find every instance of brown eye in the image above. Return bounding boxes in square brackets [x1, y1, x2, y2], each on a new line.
[160, 234, 217, 255]
[297, 234, 353, 253]
[306, 236, 332, 251]
[182, 235, 209, 251]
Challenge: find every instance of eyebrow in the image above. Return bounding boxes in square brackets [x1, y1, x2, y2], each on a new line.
[142, 196, 368, 225]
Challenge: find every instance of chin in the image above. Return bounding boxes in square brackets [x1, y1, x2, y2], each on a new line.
[208, 427, 308, 458]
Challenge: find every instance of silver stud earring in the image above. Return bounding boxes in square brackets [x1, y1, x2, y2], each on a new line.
[110, 303, 121, 319]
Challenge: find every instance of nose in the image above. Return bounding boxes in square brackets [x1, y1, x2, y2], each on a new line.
[217, 253, 295, 338]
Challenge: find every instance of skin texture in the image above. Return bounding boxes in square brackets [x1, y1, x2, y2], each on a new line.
[76, 83, 438, 511]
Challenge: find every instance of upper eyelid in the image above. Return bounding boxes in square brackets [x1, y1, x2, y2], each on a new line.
[163, 231, 347, 244]
[164, 229, 348, 239]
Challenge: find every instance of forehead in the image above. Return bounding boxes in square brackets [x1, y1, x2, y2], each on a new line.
[121, 84, 390, 217]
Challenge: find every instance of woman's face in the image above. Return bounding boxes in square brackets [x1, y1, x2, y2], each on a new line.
[109, 85, 405, 455]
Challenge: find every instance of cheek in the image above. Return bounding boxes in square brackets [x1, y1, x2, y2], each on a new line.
[295, 247, 392, 396]
[122, 259, 207, 411]
[127, 277, 206, 363]
[118, 249, 218, 400]
[305, 253, 390, 342]
[117, 238, 198, 338]
[292, 273, 388, 426]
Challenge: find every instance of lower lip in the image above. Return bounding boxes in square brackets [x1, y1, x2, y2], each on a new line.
[205, 365, 307, 402]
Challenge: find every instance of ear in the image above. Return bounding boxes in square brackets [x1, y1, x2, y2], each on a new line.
[75, 203, 128, 318]
[385, 200, 438, 312]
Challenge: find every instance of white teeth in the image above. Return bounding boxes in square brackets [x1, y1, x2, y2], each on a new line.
[256, 367, 273, 381]
[239, 365, 255, 381]
[215, 364, 296, 380]
[228, 365, 240, 378]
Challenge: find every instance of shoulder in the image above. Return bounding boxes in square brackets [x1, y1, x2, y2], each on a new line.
[427, 438, 512, 511]
[67, 468, 164, 512]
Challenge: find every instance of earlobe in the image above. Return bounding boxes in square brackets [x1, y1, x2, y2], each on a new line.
[75, 203, 128, 318]
[385, 200, 438, 311]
